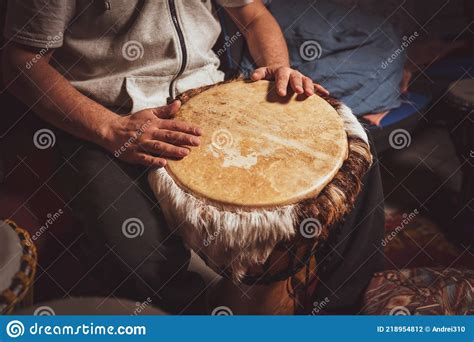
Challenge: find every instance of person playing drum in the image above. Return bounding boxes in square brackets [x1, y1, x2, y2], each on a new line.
[2, 0, 384, 313]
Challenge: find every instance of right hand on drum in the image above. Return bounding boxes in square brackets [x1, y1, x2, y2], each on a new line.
[101, 101, 202, 167]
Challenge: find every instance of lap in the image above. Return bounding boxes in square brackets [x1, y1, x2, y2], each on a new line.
[55, 132, 190, 276]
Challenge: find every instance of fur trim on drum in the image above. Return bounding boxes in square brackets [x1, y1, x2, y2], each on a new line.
[149, 80, 372, 282]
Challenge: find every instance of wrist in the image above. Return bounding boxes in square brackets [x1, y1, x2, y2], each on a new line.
[267, 63, 290, 69]
[92, 111, 123, 151]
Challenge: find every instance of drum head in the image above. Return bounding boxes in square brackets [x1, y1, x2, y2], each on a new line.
[167, 80, 348, 207]
[0, 221, 22, 292]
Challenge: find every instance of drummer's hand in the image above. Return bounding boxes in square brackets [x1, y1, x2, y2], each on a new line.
[102, 101, 202, 168]
[251, 66, 329, 97]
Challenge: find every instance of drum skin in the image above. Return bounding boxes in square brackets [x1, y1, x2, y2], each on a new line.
[167, 80, 348, 208]
[0, 221, 22, 291]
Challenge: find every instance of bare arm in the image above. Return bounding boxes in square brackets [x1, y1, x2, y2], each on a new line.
[2, 43, 117, 146]
[226, 1, 289, 68]
[225, 1, 328, 96]
[2, 43, 201, 167]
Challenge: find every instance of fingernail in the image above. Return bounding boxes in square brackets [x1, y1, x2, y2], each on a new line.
[192, 137, 200, 145]
[195, 128, 203, 136]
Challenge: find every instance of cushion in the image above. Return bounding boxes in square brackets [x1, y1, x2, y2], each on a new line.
[362, 268, 474, 315]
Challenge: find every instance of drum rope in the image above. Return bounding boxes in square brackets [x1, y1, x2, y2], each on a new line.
[1, 220, 37, 314]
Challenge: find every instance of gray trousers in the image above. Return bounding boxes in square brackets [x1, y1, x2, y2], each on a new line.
[56, 133, 205, 314]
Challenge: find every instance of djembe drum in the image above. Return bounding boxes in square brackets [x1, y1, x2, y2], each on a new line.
[0, 220, 37, 314]
[149, 80, 372, 314]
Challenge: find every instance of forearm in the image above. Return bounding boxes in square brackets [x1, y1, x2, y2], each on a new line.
[2, 45, 117, 147]
[243, 12, 289, 68]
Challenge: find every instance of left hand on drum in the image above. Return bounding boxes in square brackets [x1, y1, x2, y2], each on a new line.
[251, 66, 329, 97]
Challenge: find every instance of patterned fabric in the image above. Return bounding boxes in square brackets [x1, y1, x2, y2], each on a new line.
[382, 208, 473, 270]
[362, 268, 474, 315]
